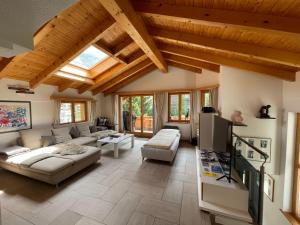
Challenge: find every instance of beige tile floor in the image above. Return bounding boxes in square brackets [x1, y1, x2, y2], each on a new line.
[0, 139, 211, 225]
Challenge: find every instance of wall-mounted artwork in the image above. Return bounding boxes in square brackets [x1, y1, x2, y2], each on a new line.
[0, 101, 32, 133]
[264, 174, 274, 201]
[233, 136, 271, 163]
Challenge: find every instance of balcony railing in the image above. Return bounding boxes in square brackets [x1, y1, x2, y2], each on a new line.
[132, 116, 153, 133]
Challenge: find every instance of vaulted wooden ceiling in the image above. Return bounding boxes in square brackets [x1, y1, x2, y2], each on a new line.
[0, 0, 299, 95]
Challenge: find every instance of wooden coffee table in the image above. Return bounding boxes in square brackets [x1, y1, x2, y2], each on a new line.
[97, 133, 134, 158]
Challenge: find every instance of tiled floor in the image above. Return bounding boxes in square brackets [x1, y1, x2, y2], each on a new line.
[0, 139, 211, 225]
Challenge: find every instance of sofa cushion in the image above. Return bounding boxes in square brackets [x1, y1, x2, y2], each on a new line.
[77, 124, 91, 137]
[52, 127, 72, 144]
[20, 130, 42, 150]
[41, 136, 56, 147]
[29, 157, 74, 175]
[0, 146, 31, 159]
[70, 127, 81, 138]
[66, 137, 97, 145]
[89, 125, 97, 133]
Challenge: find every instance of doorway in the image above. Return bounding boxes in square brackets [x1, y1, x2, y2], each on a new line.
[119, 95, 154, 136]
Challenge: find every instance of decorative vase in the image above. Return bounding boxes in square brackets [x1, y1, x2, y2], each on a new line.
[231, 110, 244, 124]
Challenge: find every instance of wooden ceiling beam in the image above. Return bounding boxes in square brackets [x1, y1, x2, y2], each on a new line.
[58, 81, 77, 92]
[133, 1, 300, 36]
[163, 53, 220, 73]
[89, 53, 148, 94]
[98, 0, 167, 72]
[159, 43, 296, 81]
[80, 63, 127, 94]
[150, 27, 300, 67]
[104, 64, 156, 94]
[54, 71, 95, 85]
[93, 58, 152, 95]
[167, 61, 202, 74]
[0, 57, 14, 78]
[29, 18, 116, 89]
[78, 84, 93, 94]
[90, 57, 119, 78]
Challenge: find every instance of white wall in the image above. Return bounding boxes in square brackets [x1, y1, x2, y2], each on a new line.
[0, 78, 102, 148]
[103, 66, 219, 140]
[219, 66, 294, 225]
[219, 66, 283, 174]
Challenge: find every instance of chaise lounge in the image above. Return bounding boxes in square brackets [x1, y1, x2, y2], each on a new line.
[141, 128, 181, 163]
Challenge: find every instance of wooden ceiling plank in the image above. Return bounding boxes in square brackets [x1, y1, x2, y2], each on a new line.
[58, 81, 77, 92]
[163, 53, 220, 73]
[29, 18, 116, 89]
[113, 36, 135, 56]
[150, 27, 300, 67]
[133, 1, 300, 36]
[159, 43, 296, 81]
[167, 61, 202, 74]
[104, 64, 156, 94]
[126, 49, 145, 64]
[92, 58, 152, 95]
[98, 0, 167, 72]
[94, 41, 127, 64]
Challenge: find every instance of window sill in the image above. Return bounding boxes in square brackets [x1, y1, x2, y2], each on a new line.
[281, 210, 300, 225]
[167, 121, 190, 124]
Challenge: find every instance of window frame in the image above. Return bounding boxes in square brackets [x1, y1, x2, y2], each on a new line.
[168, 92, 191, 123]
[59, 100, 88, 125]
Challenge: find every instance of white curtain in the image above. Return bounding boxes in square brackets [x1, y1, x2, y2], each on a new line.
[113, 94, 119, 131]
[53, 99, 61, 126]
[210, 87, 219, 111]
[154, 92, 166, 134]
[190, 90, 201, 139]
[88, 100, 97, 124]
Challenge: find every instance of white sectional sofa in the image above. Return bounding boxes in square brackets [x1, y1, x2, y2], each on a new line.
[0, 123, 116, 186]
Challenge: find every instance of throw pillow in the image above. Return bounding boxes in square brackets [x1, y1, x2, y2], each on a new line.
[52, 127, 72, 144]
[89, 125, 97, 133]
[70, 127, 81, 138]
[41, 136, 56, 147]
[20, 130, 42, 150]
[77, 124, 91, 137]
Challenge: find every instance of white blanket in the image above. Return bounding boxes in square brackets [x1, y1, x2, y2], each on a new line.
[53, 143, 87, 155]
[143, 129, 180, 150]
[5, 144, 87, 166]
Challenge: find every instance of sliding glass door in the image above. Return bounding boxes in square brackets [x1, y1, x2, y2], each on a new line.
[120, 95, 153, 136]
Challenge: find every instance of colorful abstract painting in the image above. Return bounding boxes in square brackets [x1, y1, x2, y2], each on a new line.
[0, 101, 32, 133]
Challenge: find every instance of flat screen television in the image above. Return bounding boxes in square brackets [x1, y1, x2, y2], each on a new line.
[213, 115, 233, 154]
[213, 115, 236, 183]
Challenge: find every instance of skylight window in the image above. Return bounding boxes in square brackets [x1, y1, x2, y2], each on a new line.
[70, 46, 108, 70]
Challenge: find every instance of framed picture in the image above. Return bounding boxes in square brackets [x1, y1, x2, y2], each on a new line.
[0, 101, 32, 133]
[233, 136, 271, 163]
[264, 174, 274, 201]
